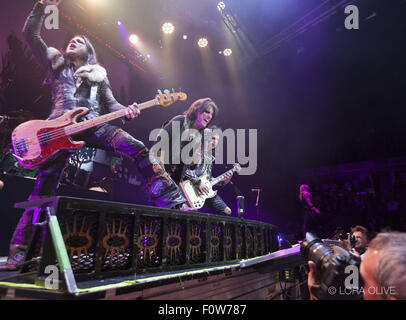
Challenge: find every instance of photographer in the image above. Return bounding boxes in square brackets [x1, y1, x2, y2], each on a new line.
[306, 232, 406, 300]
[351, 225, 370, 259]
[333, 225, 370, 260]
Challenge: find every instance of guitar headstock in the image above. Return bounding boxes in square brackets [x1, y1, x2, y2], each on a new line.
[233, 163, 242, 174]
[155, 89, 187, 107]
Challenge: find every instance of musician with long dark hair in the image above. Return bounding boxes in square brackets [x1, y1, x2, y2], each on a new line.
[181, 127, 233, 215]
[150, 98, 221, 209]
[0, 0, 179, 270]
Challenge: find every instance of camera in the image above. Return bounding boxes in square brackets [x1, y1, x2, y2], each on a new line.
[301, 232, 362, 300]
[334, 227, 356, 248]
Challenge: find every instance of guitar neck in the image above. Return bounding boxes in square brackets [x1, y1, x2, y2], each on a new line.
[210, 167, 237, 187]
[64, 99, 158, 136]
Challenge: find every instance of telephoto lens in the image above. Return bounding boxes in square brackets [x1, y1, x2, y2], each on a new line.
[301, 232, 362, 300]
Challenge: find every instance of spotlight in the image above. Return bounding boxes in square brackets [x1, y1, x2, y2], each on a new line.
[183, 34, 188, 40]
[223, 48, 232, 56]
[146, 54, 151, 59]
[198, 38, 208, 48]
[117, 21, 122, 26]
[217, 2, 226, 11]
[219, 51, 223, 54]
[129, 34, 138, 44]
[162, 22, 174, 34]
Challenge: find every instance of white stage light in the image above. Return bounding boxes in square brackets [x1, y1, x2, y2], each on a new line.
[223, 48, 232, 56]
[129, 34, 138, 44]
[198, 38, 208, 48]
[162, 22, 175, 34]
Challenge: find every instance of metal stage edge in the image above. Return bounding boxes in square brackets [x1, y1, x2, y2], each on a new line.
[0, 245, 303, 300]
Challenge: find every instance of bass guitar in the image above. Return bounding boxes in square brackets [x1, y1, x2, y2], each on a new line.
[12, 91, 187, 168]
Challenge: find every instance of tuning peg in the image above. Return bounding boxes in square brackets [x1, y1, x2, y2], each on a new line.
[163, 89, 170, 94]
[157, 89, 162, 94]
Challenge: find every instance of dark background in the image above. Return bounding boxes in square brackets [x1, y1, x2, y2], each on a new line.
[1, 0, 405, 234]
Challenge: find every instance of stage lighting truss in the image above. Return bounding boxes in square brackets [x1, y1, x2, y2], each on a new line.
[198, 38, 208, 48]
[59, 11, 148, 73]
[260, 0, 356, 56]
[162, 22, 175, 34]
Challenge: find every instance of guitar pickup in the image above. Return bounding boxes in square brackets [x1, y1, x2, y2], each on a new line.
[39, 130, 51, 147]
[15, 139, 28, 155]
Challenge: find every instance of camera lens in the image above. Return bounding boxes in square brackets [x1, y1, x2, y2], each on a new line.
[301, 232, 362, 300]
[301, 232, 334, 269]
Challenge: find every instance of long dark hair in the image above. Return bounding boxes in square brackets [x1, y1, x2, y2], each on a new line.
[184, 98, 218, 128]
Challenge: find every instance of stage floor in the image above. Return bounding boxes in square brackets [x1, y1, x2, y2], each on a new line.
[0, 246, 303, 300]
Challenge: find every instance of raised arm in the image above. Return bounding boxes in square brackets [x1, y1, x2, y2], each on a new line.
[22, 1, 50, 70]
[303, 192, 320, 215]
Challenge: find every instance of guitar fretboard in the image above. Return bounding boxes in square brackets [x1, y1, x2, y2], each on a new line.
[64, 99, 157, 136]
[211, 167, 239, 187]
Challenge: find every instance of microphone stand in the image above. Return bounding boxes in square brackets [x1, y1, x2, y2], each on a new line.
[251, 188, 262, 221]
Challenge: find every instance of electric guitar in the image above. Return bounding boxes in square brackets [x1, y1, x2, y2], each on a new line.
[11, 91, 187, 168]
[179, 164, 241, 209]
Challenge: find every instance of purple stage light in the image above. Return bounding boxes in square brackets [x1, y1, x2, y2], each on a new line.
[117, 21, 122, 26]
